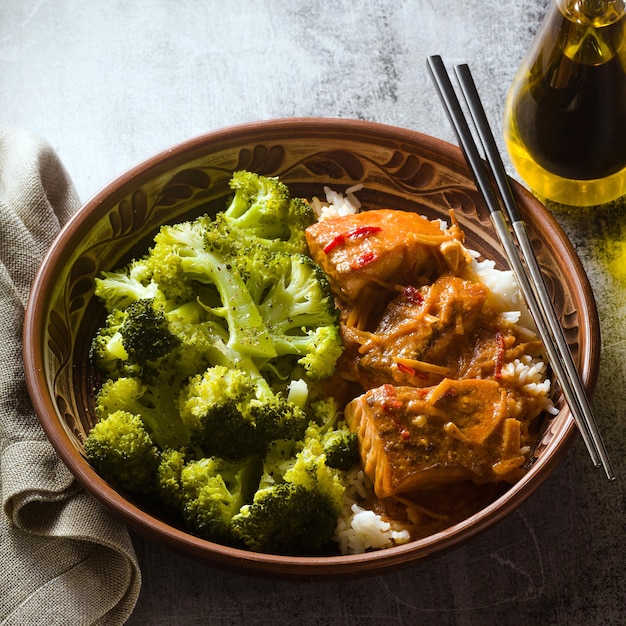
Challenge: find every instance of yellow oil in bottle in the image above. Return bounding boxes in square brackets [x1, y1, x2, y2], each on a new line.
[504, 0, 626, 206]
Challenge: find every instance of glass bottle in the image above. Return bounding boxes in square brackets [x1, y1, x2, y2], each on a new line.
[503, 0, 626, 206]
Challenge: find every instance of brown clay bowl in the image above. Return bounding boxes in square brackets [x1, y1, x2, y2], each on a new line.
[23, 118, 600, 579]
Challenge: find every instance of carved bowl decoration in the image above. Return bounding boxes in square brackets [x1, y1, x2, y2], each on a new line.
[23, 119, 600, 578]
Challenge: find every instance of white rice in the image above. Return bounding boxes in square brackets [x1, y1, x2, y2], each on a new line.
[464, 253, 536, 331]
[500, 355, 558, 415]
[333, 468, 411, 555]
[310, 184, 363, 220]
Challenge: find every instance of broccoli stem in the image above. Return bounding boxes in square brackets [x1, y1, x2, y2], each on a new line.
[180, 250, 277, 359]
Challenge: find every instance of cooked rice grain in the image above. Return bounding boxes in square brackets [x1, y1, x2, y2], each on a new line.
[310, 184, 362, 220]
[333, 468, 411, 555]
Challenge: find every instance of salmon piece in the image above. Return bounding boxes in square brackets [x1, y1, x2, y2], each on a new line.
[338, 273, 489, 388]
[365, 274, 488, 384]
[337, 272, 544, 390]
[344, 379, 527, 497]
[305, 209, 470, 309]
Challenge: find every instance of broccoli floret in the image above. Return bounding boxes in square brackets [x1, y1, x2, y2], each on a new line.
[118, 299, 180, 364]
[310, 397, 360, 471]
[94, 259, 163, 312]
[90, 298, 180, 378]
[178, 455, 261, 543]
[221, 171, 315, 253]
[256, 253, 343, 380]
[84, 409, 160, 494]
[321, 428, 359, 471]
[90, 308, 133, 378]
[95, 377, 190, 451]
[179, 364, 308, 459]
[230, 432, 345, 555]
[211, 244, 343, 379]
[156, 447, 188, 508]
[147, 217, 277, 359]
[179, 365, 261, 459]
[231, 482, 340, 555]
[164, 313, 234, 384]
[296, 326, 344, 381]
[226, 241, 288, 306]
[224, 171, 290, 230]
[249, 393, 309, 446]
[283, 197, 317, 255]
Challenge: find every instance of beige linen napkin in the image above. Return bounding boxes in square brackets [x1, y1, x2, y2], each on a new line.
[0, 125, 141, 625]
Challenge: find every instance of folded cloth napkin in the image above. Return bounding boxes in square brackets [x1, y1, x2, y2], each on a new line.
[0, 126, 141, 625]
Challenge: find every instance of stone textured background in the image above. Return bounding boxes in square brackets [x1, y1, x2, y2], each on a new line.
[2, 1, 625, 624]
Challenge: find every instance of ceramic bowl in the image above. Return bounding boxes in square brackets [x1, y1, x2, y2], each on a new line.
[23, 118, 600, 578]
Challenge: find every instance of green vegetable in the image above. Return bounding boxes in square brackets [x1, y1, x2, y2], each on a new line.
[95, 376, 190, 451]
[220, 169, 315, 254]
[93, 259, 163, 313]
[255, 251, 344, 380]
[230, 423, 346, 555]
[90, 297, 179, 379]
[84, 170, 353, 554]
[310, 396, 360, 472]
[84, 409, 160, 494]
[148, 217, 277, 359]
[179, 455, 261, 544]
[180, 363, 310, 459]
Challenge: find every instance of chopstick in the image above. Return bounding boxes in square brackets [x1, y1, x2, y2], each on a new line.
[426, 55, 615, 481]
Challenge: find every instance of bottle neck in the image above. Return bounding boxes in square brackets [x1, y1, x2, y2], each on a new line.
[556, 0, 626, 26]
[551, 0, 626, 64]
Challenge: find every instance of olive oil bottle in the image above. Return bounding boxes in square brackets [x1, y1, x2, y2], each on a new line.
[504, 0, 626, 206]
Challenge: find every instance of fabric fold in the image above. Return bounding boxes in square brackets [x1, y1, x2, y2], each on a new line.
[0, 125, 141, 625]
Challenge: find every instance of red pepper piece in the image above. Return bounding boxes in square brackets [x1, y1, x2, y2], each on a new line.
[379, 384, 411, 440]
[350, 251, 378, 270]
[397, 362, 416, 376]
[402, 285, 424, 304]
[323, 225, 382, 254]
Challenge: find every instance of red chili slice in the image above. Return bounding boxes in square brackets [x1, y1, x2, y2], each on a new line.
[350, 251, 378, 270]
[402, 285, 424, 304]
[396, 362, 416, 376]
[380, 382, 412, 439]
[323, 225, 382, 254]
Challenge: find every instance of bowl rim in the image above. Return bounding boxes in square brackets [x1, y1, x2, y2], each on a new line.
[22, 117, 601, 578]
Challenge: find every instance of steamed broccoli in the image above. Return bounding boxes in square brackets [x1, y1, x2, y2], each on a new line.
[219, 170, 315, 254]
[94, 259, 163, 312]
[89, 308, 131, 378]
[90, 298, 180, 378]
[84, 409, 160, 494]
[95, 377, 190, 451]
[147, 217, 277, 359]
[118, 299, 180, 363]
[85, 170, 350, 555]
[310, 397, 360, 471]
[230, 430, 346, 555]
[321, 428, 360, 472]
[156, 447, 188, 508]
[178, 455, 261, 543]
[255, 252, 343, 380]
[179, 362, 309, 460]
[179, 365, 262, 459]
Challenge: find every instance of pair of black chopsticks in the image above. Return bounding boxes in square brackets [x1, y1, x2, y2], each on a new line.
[426, 55, 615, 481]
